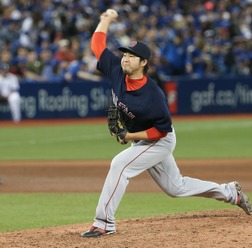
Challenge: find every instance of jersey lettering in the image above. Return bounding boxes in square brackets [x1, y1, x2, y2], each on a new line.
[111, 89, 118, 106]
[118, 101, 135, 119]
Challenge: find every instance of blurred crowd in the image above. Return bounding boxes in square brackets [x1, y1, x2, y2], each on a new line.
[0, 0, 252, 83]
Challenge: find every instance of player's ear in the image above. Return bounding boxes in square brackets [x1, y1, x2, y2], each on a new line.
[140, 59, 148, 67]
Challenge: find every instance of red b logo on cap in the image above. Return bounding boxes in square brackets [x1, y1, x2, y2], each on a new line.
[129, 41, 137, 47]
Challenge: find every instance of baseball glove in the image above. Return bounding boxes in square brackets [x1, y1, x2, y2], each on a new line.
[107, 106, 128, 145]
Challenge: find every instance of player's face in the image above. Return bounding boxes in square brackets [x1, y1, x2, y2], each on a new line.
[121, 52, 146, 77]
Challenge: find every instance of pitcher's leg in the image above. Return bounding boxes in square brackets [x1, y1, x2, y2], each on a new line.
[93, 141, 161, 231]
[93, 159, 129, 231]
[148, 155, 238, 204]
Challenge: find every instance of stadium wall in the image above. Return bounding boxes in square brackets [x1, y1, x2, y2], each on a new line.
[166, 76, 252, 115]
[0, 77, 252, 120]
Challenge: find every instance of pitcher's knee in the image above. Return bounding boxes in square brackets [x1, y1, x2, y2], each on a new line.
[163, 183, 186, 197]
[110, 159, 117, 171]
[110, 158, 124, 174]
[166, 190, 181, 198]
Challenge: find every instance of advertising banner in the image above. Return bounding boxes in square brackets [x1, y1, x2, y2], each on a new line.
[0, 82, 112, 120]
[165, 77, 252, 115]
[1, 77, 252, 121]
[164, 81, 177, 114]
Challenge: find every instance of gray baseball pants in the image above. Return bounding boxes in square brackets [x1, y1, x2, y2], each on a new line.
[92, 128, 238, 231]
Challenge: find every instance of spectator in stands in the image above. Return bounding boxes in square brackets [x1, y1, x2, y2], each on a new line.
[148, 61, 166, 95]
[64, 59, 90, 82]
[0, 0, 252, 81]
[19, 11, 42, 49]
[0, 19, 21, 51]
[76, 44, 102, 81]
[235, 55, 251, 75]
[12, 46, 28, 78]
[161, 32, 187, 76]
[70, 37, 84, 59]
[186, 36, 209, 78]
[54, 39, 76, 62]
[39, 48, 64, 83]
[0, 63, 21, 123]
[55, 60, 71, 82]
[24, 50, 44, 82]
[223, 43, 236, 75]
[210, 41, 227, 76]
[36, 36, 57, 55]
[0, 49, 16, 74]
[64, 45, 102, 82]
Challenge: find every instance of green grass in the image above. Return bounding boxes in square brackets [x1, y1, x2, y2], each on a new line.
[0, 124, 125, 160]
[0, 117, 251, 233]
[0, 118, 252, 160]
[0, 192, 247, 232]
[173, 118, 252, 158]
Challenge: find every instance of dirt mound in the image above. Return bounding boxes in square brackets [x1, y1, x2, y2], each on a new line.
[0, 209, 251, 248]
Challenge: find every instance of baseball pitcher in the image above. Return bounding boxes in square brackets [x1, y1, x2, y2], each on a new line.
[81, 9, 252, 238]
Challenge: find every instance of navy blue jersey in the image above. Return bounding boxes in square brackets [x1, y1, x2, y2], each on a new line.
[97, 48, 172, 133]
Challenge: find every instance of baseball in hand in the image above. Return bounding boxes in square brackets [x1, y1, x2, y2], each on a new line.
[106, 9, 118, 19]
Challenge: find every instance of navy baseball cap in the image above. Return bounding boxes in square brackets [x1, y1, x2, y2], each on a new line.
[119, 41, 151, 60]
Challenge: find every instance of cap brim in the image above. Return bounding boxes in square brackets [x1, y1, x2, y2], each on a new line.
[118, 47, 142, 58]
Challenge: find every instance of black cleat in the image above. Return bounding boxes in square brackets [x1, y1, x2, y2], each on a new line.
[81, 226, 115, 238]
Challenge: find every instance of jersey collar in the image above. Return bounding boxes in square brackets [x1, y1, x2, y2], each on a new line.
[125, 75, 147, 91]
